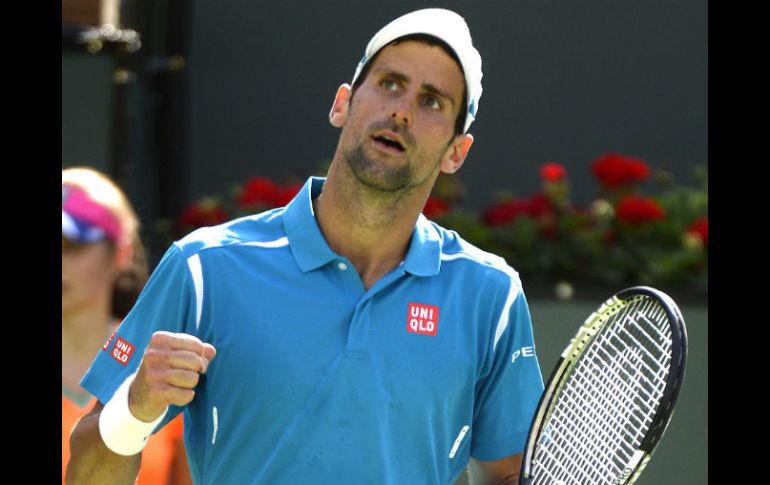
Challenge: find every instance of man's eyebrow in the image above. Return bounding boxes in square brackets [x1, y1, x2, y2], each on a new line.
[375, 69, 457, 109]
[377, 69, 409, 84]
[421, 83, 456, 109]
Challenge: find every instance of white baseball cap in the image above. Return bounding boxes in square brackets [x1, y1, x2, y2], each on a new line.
[350, 8, 483, 133]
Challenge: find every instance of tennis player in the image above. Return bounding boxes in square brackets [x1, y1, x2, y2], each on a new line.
[66, 8, 544, 485]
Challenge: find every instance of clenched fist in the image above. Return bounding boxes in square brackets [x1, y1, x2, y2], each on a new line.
[128, 331, 217, 422]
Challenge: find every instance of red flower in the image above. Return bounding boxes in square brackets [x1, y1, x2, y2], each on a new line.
[178, 200, 229, 229]
[626, 159, 650, 183]
[525, 194, 557, 237]
[616, 195, 665, 223]
[591, 153, 650, 188]
[540, 162, 566, 182]
[527, 193, 552, 218]
[422, 197, 450, 219]
[687, 216, 708, 246]
[238, 176, 280, 209]
[482, 194, 553, 227]
[273, 183, 303, 207]
[483, 199, 530, 226]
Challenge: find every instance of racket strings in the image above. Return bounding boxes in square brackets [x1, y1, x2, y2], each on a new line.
[531, 297, 672, 485]
[597, 341, 659, 416]
[538, 353, 641, 483]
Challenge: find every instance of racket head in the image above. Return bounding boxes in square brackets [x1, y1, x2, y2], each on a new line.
[519, 286, 688, 485]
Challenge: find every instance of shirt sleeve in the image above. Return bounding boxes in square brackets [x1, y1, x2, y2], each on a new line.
[470, 288, 545, 460]
[80, 243, 198, 430]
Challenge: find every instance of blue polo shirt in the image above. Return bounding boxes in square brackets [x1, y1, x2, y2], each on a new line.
[81, 176, 544, 485]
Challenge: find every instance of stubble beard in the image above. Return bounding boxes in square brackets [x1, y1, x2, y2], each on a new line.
[342, 118, 447, 196]
[344, 141, 415, 193]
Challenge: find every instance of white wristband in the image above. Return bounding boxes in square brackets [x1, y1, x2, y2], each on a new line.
[98, 372, 169, 456]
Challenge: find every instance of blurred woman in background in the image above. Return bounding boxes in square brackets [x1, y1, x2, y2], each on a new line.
[62, 167, 192, 485]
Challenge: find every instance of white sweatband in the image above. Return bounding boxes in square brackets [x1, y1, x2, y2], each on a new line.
[98, 372, 169, 456]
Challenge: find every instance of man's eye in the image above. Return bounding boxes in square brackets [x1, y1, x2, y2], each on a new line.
[424, 95, 441, 110]
[381, 79, 397, 91]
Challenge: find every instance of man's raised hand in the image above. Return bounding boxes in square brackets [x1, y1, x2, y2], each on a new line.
[128, 331, 217, 422]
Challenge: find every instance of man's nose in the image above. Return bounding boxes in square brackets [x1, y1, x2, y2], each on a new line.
[389, 97, 413, 127]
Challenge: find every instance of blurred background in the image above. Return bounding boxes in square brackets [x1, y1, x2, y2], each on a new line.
[62, 0, 707, 483]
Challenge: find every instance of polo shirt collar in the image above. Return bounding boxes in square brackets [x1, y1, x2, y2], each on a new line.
[283, 176, 442, 276]
[402, 214, 442, 277]
[283, 177, 338, 272]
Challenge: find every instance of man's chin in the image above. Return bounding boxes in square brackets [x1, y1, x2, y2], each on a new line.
[352, 168, 411, 192]
[345, 147, 412, 192]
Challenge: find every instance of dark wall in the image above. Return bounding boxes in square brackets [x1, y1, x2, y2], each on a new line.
[184, 0, 707, 208]
[60, 0, 707, 263]
[61, 52, 115, 173]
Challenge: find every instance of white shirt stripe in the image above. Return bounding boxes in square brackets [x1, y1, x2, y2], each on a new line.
[440, 251, 521, 351]
[240, 237, 289, 248]
[494, 279, 519, 351]
[439, 252, 469, 262]
[187, 254, 204, 330]
[185, 237, 289, 330]
[448, 425, 470, 459]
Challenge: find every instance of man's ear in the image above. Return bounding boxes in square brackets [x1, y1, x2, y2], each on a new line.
[440, 133, 474, 174]
[329, 83, 352, 128]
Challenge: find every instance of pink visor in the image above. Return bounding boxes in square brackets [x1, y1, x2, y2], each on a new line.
[62, 185, 123, 243]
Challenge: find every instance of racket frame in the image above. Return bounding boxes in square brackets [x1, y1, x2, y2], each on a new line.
[519, 286, 688, 485]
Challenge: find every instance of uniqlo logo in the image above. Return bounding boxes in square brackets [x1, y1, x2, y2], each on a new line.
[110, 337, 135, 366]
[407, 303, 440, 336]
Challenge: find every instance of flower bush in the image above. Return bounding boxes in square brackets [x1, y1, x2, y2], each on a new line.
[166, 153, 707, 296]
[435, 153, 708, 296]
[170, 176, 303, 238]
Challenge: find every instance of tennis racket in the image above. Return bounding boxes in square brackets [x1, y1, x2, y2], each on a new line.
[519, 286, 687, 485]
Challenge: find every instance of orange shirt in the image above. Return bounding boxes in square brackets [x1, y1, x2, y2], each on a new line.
[62, 393, 187, 485]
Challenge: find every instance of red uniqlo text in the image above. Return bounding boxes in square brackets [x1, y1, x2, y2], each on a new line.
[407, 302, 440, 336]
[111, 337, 135, 366]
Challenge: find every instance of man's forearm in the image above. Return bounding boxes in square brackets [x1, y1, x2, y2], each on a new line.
[66, 406, 142, 485]
[467, 456, 521, 485]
